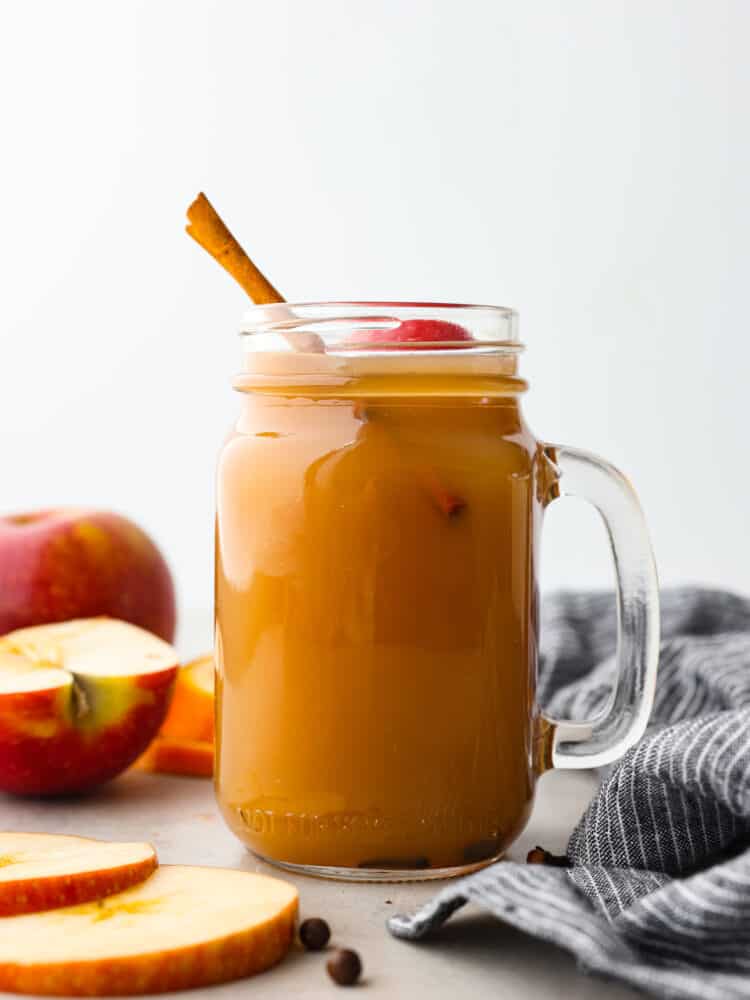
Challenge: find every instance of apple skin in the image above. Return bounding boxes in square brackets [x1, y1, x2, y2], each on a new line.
[0, 665, 177, 796]
[348, 318, 473, 349]
[0, 509, 176, 642]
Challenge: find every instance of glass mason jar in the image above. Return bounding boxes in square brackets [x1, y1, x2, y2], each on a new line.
[214, 303, 659, 881]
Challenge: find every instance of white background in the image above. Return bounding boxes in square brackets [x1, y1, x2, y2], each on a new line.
[1, 1, 747, 648]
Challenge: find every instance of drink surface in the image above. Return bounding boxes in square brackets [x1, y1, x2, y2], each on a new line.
[215, 355, 541, 871]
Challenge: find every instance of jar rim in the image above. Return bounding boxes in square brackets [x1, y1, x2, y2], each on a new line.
[238, 301, 520, 351]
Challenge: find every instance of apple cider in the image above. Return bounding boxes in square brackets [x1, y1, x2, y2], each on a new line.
[215, 308, 548, 878]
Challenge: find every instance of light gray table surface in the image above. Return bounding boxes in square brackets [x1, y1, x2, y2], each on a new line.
[1, 768, 640, 999]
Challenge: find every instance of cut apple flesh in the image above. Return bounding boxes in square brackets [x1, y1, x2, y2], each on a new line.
[1, 619, 178, 681]
[0, 865, 298, 995]
[0, 651, 71, 695]
[0, 619, 178, 795]
[0, 833, 157, 916]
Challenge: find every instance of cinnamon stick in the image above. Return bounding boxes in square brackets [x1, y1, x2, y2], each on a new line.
[186, 194, 465, 515]
[186, 193, 324, 352]
[186, 193, 283, 304]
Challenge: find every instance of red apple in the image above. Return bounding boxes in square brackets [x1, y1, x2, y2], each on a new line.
[0, 509, 176, 642]
[0, 618, 178, 795]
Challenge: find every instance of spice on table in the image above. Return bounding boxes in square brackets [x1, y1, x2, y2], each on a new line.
[526, 845, 570, 867]
[326, 948, 362, 986]
[299, 917, 331, 951]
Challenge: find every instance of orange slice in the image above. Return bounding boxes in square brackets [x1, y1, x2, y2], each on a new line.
[135, 736, 213, 778]
[159, 654, 214, 743]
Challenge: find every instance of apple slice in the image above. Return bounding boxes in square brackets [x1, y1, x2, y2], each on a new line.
[348, 317, 473, 349]
[159, 653, 214, 743]
[135, 736, 214, 777]
[0, 865, 298, 996]
[0, 832, 157, 916]
[0, 619, 178, 795]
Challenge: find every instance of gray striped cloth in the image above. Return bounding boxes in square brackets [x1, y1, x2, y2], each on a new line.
[388, 588, 750, 999]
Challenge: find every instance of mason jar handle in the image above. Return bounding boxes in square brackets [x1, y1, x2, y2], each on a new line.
[540, 444, 660, 769]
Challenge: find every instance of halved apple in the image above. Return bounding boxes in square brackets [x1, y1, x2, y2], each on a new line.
[0, 832, 157, 916]
[135, 736, 214, 778]
[0, 865, 298, 995]
[0, 619, 178, 795]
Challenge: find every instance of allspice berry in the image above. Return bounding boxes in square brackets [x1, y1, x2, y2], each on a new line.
[526, 845, 569, 867]
[299, 917, 331, 951]
[326, 948, 362, 986]
[526, 846, 548, 864]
